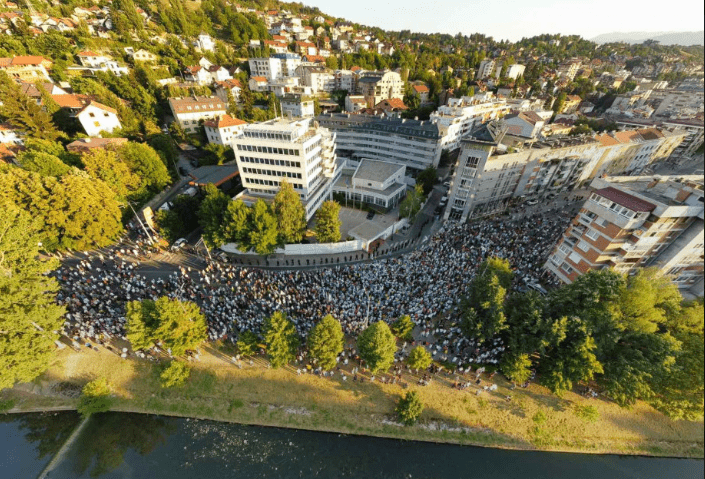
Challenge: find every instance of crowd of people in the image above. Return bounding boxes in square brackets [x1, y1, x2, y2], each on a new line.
[54, 210, 571, 367]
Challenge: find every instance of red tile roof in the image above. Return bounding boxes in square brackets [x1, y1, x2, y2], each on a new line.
[412, 84, 429, 93]
[251, 76, 267, 82]
[203, 114, 247, 128]
[79, 100, 118, 115]
[595, 187, 656, 212]
[375, 98, 407, 110]
[51, 93, 92, 109]
[78, 51, 100, 57]
[66, 137, 128, 153]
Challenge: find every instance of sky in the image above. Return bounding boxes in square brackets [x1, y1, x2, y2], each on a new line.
[300, 0, 705, 42]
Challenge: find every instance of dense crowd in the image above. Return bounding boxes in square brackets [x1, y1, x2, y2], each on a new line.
[55, 212, 571, 364]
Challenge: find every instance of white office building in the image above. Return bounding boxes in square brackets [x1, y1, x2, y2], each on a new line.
[232, 118, 341, 220]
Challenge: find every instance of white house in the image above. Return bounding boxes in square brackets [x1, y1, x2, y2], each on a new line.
[125, 48, 158, 62]
[76, 50, 110, 68]
[280, 94, 314, 118]
[76, 101, 122, 136]
[183, 65, 212, 85]
[195, 33, 215, 52]
[207, 65, 232, 82]
[204, 114, 247, 146]
[215, 79, 242, 103]
[168, 96, 227, 133]
[503, 111, 545, 139]
[249, 76, 268, 92]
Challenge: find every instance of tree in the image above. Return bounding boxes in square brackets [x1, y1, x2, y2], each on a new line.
[391, 315, 415, 341]
[116, 143, 171, 195]
[77, 378, 112, 418]
[0, 167, 124, 252]
[236, 331, 260, 356]
[273, 180, 306, 244]
[552, 91, 567, 114]
[539, 316, 603, 396]
[82, 149, 141, 200]
[126, 296, 207, 356]
[198, 184, 230, 248]
[263, 311, 299, 368]
[399, 185, 424, 220]
[248, 199, 279, 255]
[307, 314, 345, 370]
[315, 200, 342, 243]
[407, 346, 432, 371]
[0, 72, 62, 141]
[0, 201, 65, 390]
[16, 150, 70, 178]
[221, 199, 251, 249]
[357, 321, 397, 373]
[416, 167, 437, 196]
[396, 391, 424, 425]
[160, 361, 191, 388]
[500, 352, 532, 384]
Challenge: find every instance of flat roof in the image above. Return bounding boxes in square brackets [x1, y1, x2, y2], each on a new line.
[354, 159, 404, 183]
[188, 165, 239, 187]
[594, 187, 656, 212]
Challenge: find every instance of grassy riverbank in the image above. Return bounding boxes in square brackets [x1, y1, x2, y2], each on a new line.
[2, 347, 703, 459]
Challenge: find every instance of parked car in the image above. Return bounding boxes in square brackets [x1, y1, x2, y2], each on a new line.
[440, 196, 448, 206]
[443, 181, 451, 188]
[171, 238, 188, 251]
[527, 283, 548, 296]
[366, 211, 376, 220]
[526, 199, 539, 206]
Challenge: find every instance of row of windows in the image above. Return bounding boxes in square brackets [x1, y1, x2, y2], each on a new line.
[237, 144, 300, 156]
[590, 194, 639, 219]
[246, 177, 303, 189]
[242, 167, 302, 180]
[238, 156, 302, 168]
[243, 131, 294, 141]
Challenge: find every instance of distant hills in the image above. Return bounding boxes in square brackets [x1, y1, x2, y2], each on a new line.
[591, 31, 704, 46]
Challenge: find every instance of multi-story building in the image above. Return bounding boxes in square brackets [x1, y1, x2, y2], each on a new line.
[429, 93, 511, 151]
[334, 69, 356, 92]
[545, 175, 703, 295]
[317, 113, 443, 174]
[248, 57, 283, 81]
[506, 64, 526, 80]
[443, 123, 687, 222]
[232, 117, 341, 220]
[613, 117, 703, 159]
[332, 159, 408, 210]
[653, 89, 704, 118]
[0, 56, 52, 81]
[280, 94, 315, 118]
[476, 59, 496, 79]
[556, 59, 581, 80]
[297, 65, 335, 93]
[356, 70, 404, 107]
[168, 96, 227, 134]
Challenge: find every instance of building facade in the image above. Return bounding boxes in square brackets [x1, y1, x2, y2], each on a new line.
[232, 118, 341, 220]
[168, 96, 228, 134]
[545, 175, 704, 294]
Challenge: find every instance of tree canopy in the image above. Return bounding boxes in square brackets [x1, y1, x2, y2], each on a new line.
[263, 311, 299, 368]
[272, 180, 307, 244]
[315, 200, 342, 244]
[307, 314, 345, 370]
[126, 296, 207, 356]
[358, 321, 397, 373]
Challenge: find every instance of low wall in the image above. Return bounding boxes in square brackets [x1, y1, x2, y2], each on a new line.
[220, 240, 364, 256]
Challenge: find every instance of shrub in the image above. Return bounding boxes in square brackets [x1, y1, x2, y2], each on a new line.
[574, 404, 600, 423]
[77, 378, 112, 418]
[396, 391, 424, 426]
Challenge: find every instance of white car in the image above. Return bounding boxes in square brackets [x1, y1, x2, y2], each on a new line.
[526, 199, 539, 206]
[443, 181, 451, 188]
[171, 238, 188, 251]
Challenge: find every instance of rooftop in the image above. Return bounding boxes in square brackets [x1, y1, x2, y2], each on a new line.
[354, 159, 405, 183]
[594, 186, 657, 212]
[168, 96, 226, 113]
[188, 165, 239, 187]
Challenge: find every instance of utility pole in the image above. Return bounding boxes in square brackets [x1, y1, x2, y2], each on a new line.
[127, 201, 155, 244]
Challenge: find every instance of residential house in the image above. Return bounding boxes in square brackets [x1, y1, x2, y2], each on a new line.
[168, 96, 227, 133]
[280, 93, 315, 118]
[204, 114, 247, 146]
[0, 56, 52, 81]
[66, 137, 128, 154]
[214, 79, 242, 103]
[412, 84, 430, 103]
[76, 101, 122, 136]
[503, 111, 545, 139]
[195, 33, 215, 52]
[248, 76, 268, 92]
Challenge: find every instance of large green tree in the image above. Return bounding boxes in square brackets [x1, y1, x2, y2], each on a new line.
[272, 180, 306, 244]
[198, 184, 231, 248]
[307, 314, 344, 370]
[314, 200, 342, 243]
[357, 321, 397, 373]
[407, 346, 432, 371]
[247, 199, 279, 255]
[221, 199, 251, 249]
[0, 201, 66, 390]
[0, 167, 123, 251]
[126, 296, 207, 356]
[263, 311, 299, 368]
[116, 143, 171, 195]
[82, 149, 141, 200]
[399, 185, 424, 220]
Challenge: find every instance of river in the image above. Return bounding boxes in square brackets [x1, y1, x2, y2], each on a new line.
[1, 412, 702, 479]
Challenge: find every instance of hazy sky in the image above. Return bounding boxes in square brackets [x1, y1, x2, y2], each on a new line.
[301, 0, 704, 42]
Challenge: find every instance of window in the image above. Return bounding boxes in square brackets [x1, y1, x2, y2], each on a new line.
[585, 228, 600, 241]
[596, 218, 609, 228]
[578, 241, 590, 252]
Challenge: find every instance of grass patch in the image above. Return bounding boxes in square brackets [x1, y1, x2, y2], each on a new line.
[10, 347, 702, 458]
[0, 398, 16, 413]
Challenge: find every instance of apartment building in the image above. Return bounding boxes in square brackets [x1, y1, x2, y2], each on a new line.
[476, 59, 496, 79]
[356, 70, 404, 107]
[443, 123, 687, 222]
[232, 117, 341, 220]
[0, 56, 52, 81]
[297, 65, 335, 93]
[506, 64, 526, 80]
[317, 113, 443, 174]
[615, 118, 703, 158]
[556, 59, 581, 80]
[545, 175, 703, 294]
[429, 93, 512, 151]
[280, 94, 315, 118]
[168, 96, 227, 134]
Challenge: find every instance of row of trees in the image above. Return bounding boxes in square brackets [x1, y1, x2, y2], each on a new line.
[196, 183, 342, 254]
[460, 258, 703, 420]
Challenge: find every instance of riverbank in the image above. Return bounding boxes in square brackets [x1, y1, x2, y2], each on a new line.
[2, 347, 703, 459]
